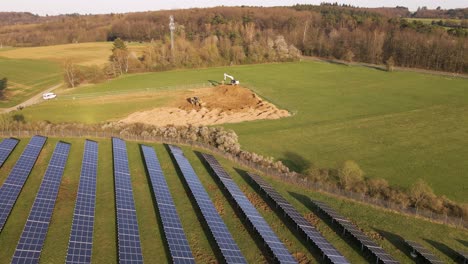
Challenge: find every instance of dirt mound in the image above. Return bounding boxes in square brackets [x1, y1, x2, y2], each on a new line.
[120, 85, 290, 126]
[178, 85, 260, 111]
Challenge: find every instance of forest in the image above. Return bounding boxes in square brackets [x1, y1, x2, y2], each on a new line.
[0, 5, 467, 73]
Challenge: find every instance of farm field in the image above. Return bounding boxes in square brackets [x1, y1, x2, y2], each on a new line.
[0, 137, 466, 263]
[0, 57, 61, 108]
[18, 60, 468, 202]
[0, 42, 147, 66]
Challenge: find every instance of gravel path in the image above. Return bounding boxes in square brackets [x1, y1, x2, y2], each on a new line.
[1, 83, 62, 113]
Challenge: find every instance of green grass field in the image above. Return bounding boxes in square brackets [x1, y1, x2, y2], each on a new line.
[19, 61, 468, 202]
[0, 57, 61, 108]
[0, 137, 466, 263]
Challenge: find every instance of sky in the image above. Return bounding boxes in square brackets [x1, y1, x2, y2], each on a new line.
[1, 0, 466, 16]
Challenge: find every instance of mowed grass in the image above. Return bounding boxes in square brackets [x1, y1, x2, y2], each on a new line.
[20, 61, 468, 202]
[0, 57, 61, 107]
[0, 137, 466, 263]
[0, 42, 148, 66]
[20, 93, 172, 123]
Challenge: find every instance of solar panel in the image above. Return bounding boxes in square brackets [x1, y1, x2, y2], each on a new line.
[200, 153, 297, 264]
[405, 240, 444, 264]
[112, 138, 144, 264]
[311, 200, 399, 264]
[246, 172, 349, 264]
[11, 141, 71, 264]
[458, 250, 468, 264]
[167, 145, 247, 264]
[0, 135, 47, 233]
[141, 145, 195, 264]
[66, 140, 99, 264]
[0, 138, 19, 168]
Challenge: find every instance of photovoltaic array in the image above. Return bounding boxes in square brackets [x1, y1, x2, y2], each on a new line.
[247, 172, 350, 264]
[311, 200, 399, 264]
[168, 145, 247, 264]
[66, 140, 99, 264]
[0, 135, 47, 233]
[405, 240, 443, 264]
[112, 138, 144, 264]
[200, 153, 297, 264]
[141, 145, 195, 264]
[11, 141, 71, 264]
[0, 138, 19, 168]
[457, 250, 468, 264]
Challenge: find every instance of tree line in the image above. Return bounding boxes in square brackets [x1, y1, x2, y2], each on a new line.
[1, 5, 467, 73]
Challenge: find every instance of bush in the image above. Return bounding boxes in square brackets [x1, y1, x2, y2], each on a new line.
[338, 160, 364, 190]
[409, 178, 435, 208]
[366, 178, 389, 198]
[386, 56, 395, 72]
[80, 65, 106, 84]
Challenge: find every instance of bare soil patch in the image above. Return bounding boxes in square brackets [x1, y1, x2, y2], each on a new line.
[120, 85, 290, 126]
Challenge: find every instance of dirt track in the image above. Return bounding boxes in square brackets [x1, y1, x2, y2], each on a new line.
[1, 83, 62, 113]
[120, 85, 290, 126]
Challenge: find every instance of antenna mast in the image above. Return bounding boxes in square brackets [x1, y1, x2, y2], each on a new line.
[169, 15, 176, 60]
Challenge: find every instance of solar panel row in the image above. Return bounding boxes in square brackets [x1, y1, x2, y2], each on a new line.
[312, 200, 399, 264]
[200, 153, 297, 264]
[112, 138, 144, 264]
[0, 138, 19, 168]
[66, 140, 99, 264]
[141, 145, 195, 264]
[11, 141, 71, 264]
[405, 240, 444, 264]
[246, 172, 350, 264]
[0, 135, 47, 233]
[458, 250, 468, 264]
[168, 145, 247, 264]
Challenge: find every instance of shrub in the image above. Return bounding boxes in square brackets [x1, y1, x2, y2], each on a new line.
[409, 178, 435, 208]
[366, 178, 389, 198]
[386, 56, 395, 72]
[338, 160, 364, 190]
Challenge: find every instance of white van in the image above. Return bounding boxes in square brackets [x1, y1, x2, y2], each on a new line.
[42, 92, 57, 100]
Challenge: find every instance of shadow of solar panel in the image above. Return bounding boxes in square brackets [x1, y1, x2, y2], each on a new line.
[200, 153, 297, 264]
[246, 172, 349, 264]
[0, 135, 46, 233]
[66, 140, 98, 264]
[167, 145, 246, 264]
[141, 145, 195, 264]
[11, 141, 70, 264]
[0, 138, 19, 168]
[112, 138, 143, 264]
[311, 200, 399, 264]
[405, 240, 444, 264]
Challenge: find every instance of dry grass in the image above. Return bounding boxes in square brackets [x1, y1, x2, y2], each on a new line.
[0, 42, 147, 66]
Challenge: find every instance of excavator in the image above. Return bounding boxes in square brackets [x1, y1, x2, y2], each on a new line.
[224, 73, 240, 85]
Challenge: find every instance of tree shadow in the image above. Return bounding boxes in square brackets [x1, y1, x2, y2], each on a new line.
[233, 168, 326, 263]
[138, 144, 172, 263]
[208, 80, 221, 86]
[322, 59, 349, 67]
[279, 152, 311, 173]
[424, 238, 459, 263]
[373, 228, 414, 260]
[360, 64, 387, 72]
[162, 144, 225, 264]
[12, 114, 26, 123]
[193, 151, 273, 263]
